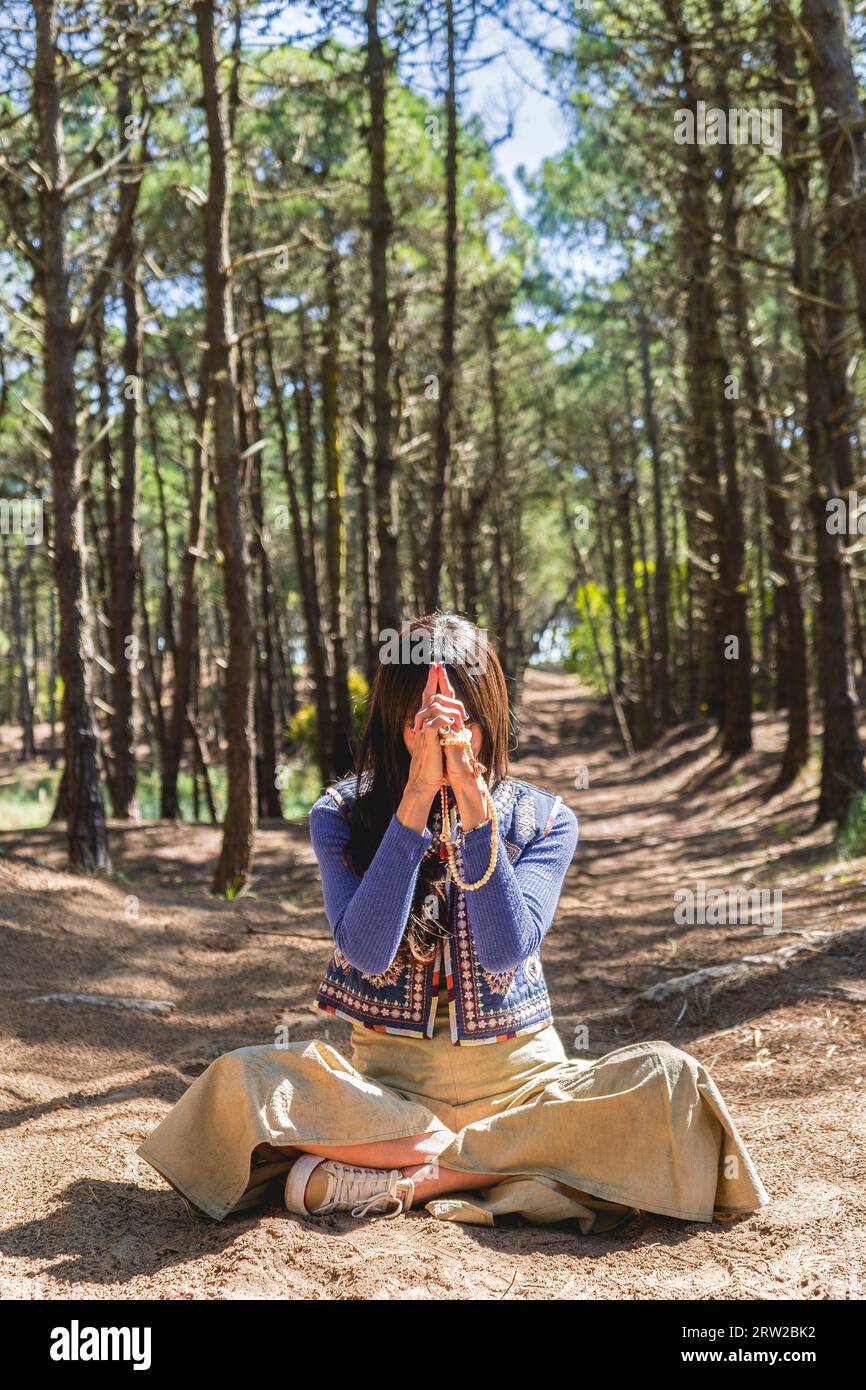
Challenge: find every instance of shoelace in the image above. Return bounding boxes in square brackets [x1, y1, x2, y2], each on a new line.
[350, 1187, 406, 1220]
[322, 1163, 412, 1220]
[319, 1162, 400, 1217]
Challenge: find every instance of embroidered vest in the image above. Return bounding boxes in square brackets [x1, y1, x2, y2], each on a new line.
[313, 772, 566, 1045]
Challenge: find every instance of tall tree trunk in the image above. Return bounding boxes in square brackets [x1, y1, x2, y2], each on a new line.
[161, 354, 209, 818]
[685, 0, 753, 754]
[321, 244, 354, 774]
[239, 329, 283, 819]
[486, 310, 515, 675]
[33, 0, 110, 871]
[776, 3, 866, 824]
[718, 164, 808, 781]
[800, 0, 866, 357]
[194, 0, 256, 892]
[109, 41, 143, 819]
[255, 275, 332, 783]
[366, 0, 400, 634]
[295, 304, 318, 558]
[588, 455, 624, 698]
[666, 0, 752, 747]
[622, 366, 655, 728]
[2, 545, 36, 759]
[636, 303, 672, 727]
[667, 10, 727, 725]
[145, 385, 176, 671]
[92, 305, 117, 646]
[426, 0, 458, 613]
[48, 584, 57, 767]
[136, 563, 165, 753]
[607, 421, 651, 747]
[351, 340, 377, 683]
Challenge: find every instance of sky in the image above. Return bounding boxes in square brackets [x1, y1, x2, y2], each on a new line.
[402, 9, 573, 216]
[257, 3, 602, 305]
[263, 3, 573, 216]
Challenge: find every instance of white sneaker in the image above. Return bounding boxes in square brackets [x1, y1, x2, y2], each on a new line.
[285, 1154, 416, 1219]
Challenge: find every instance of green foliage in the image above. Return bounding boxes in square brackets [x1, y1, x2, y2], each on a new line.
[837, 792, 866, 862]
[561, 586, 610, 691]
[286, 669, 370, 758]
[0, 760, 326, 832]
[0, 769, 61, 832]
[224, 876, 257, 901]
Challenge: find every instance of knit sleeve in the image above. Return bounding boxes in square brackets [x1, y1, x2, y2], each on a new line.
[309, 794, 433, 976]
[458, 800, 579, 972]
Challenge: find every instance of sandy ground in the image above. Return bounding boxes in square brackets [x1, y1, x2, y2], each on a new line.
[1, 669, 864, 1300]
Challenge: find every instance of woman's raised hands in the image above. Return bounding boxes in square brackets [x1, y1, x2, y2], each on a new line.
[398, 662, 489, 835]
[411, 660, 469, 734]
[403, 661, 469, 801]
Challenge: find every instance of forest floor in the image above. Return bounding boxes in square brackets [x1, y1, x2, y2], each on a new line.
[1, 669, 864, 1301]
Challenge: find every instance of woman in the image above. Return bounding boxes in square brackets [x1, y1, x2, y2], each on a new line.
[137, 612, 770, 1234]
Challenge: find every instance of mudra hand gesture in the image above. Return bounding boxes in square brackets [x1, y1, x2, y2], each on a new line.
[403, 661, 498, 890]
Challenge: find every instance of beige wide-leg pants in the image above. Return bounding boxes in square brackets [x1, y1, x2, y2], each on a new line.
[137, 986, 770, 1233]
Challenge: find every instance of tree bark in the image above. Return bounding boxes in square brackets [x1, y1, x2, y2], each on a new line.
[366, 0, 400, 634]
[161, 353, 209, 818]
[800, 0, 866, 356]
[238, 328, 283, 819]
[668, 41, 726, 722]
[607, 420, 651, 747]
[109, 36, 144, 819]
[351, 339, 377, 683]
[716, 126, 808, 781]
[321, 243, 354, 775]
[426, 0, 458, 613]
[776, 2, 866, 824]
[2, 544, 36, 759]
[255, 275, 332, 783]
[33, 0, 110, 871]
[635, 304, 672, 726]
[194, 0, 256, 892]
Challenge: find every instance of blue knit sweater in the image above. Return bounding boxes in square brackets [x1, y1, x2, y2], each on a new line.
[309, 785, 579, 977]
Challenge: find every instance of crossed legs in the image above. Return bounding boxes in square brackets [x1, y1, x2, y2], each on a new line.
[282, 1126, 506, 1208]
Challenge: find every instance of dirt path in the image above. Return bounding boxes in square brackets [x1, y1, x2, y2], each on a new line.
[1, 669, 864, 1300]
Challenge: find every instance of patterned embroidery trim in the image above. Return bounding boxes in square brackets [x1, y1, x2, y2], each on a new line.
[524, 953, 543, 983]
[445, 777, 551, 1037]
[315, 999, 429, 1040]
[491, 775, 519, 821]
[360, 960, 406, 988]
[481, 967, 517, 996]
[316, 975, 427, 1024]
[514, 789, 537, 841]
[452, 1018, 554, 1046]
[317, 940, 429, 1023]
[445, 887, 551, 1038]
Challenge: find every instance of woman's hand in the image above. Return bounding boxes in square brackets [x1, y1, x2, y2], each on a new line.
[397, 664, 454, 831]
[397, 662, 487, 834]
[435, 664, 490, 833]
[410, 661, 469, 742]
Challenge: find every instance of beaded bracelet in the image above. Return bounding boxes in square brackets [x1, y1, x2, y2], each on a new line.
[438, 728, 498, 891]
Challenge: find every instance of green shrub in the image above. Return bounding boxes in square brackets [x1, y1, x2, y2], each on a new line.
[837, 791, 866, 862]
[0, 769, 61, 831]
[286, 668, 369, 757]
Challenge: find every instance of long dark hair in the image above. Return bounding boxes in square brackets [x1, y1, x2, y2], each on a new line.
[341, 612, 513, 966]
